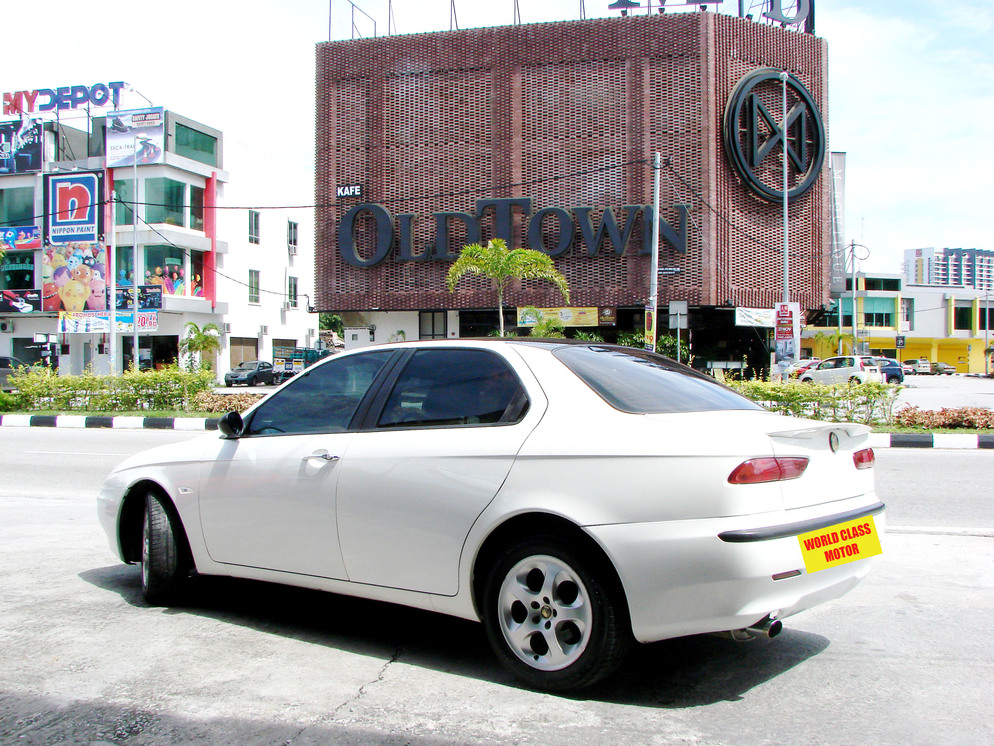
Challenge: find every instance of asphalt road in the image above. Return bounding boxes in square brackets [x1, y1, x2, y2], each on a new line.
[0, 428, 992, 745]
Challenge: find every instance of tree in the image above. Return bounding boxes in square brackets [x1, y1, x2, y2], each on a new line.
[813, 330, 854, 356]
[446, 239, 570, 336]
[179, 321, 222, 370]
[319, 313, 344, 335]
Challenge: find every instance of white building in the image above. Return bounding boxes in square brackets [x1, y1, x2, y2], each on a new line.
[904, 247, 994, 292]
[0, 102, 317, 378]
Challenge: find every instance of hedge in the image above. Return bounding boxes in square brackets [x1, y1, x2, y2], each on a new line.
[726, 380, 901, 425]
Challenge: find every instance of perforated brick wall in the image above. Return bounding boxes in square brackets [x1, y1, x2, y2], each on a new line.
[314, 13, 829, 312]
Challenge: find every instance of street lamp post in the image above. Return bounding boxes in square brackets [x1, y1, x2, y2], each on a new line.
[780, 70, 789, 305]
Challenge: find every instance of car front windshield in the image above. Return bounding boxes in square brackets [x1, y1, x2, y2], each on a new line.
[553, 345, 763, 414]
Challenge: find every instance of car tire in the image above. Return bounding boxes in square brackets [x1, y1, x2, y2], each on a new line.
[482, 535, 631, 692]
[848, 376, 860, 384]
[141, 491, 190, 606]
[801, 377, 813, 384]
[224, 381, 233, 388]
[248, 376, 257, 387]
[888, 375, 901, 384]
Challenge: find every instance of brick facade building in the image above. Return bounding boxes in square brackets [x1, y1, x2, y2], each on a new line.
[314, 11, 830, 346]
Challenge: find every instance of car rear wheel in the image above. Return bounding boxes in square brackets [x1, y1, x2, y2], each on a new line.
[888, 375, 901, 384]
[482, 535, 630, 691]
[848, 376, 860, 384]
[141, 491, 190, 606]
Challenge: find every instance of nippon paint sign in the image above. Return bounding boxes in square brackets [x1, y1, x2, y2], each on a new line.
[44, 172, 105, 244]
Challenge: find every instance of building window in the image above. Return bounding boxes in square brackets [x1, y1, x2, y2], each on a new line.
[0, 187, 34, 225]
[145, 178, 185, 226]
[113, 179, 134, 226]
[864, 313, 893, 327]
[249, 269, 260, 304]
[144, 245, 187, 295]
[0, 251, 35, 290]
[175, 123, 218, 167]
[953, 306, 973, 331]
[288, 220, 298, 251]
[288, 276, 298, 308]
[419, 311, 447, 339]
[249, 210, 260, 244]
[190, 185, 205, 232]
[901, 298, 914, 332]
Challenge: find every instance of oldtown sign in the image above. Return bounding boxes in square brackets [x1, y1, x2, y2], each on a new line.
[723, 68, 826, 203]
[337, 198, 689, 268]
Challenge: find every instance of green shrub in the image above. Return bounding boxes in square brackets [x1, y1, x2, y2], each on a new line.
[8, 365, 217, 413]
[726, 380, 901, 425]
[194, 391, 265, 413]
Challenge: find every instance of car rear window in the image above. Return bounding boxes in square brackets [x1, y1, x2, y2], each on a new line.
[553, 345, 763, 414]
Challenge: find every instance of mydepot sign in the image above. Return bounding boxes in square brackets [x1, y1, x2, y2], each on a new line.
[3, 81, 125, 116]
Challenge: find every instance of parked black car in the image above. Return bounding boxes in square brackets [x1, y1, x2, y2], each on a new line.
[224, 360, 276, 387]
[874, 357, 904, 384]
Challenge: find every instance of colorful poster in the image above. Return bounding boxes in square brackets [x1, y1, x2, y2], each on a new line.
[0, 226, 41, 251]
[42, 243, 109, 313]
[115, 284, 163, 310]
[105, 107, 165, 167]
[0, 289, 41, 313]
[58, 310, 158, 334]
[0, 119, 43, 174]
[44, 171, 104, 244]
[516, 307, 602, 327]
[774, 302, 801, 367]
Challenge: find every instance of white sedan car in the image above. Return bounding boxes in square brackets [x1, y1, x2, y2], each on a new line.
[98, 340, 883, 691]
[798, 355, 882, 384]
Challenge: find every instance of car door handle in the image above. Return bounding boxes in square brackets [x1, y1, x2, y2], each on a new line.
[305, 452, 340, 462]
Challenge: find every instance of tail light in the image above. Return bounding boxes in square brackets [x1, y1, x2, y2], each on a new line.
[728, 457, 809, 484]
[853, 448, 875, 470]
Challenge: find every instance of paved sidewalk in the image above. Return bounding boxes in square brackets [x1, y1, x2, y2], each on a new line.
[1, 413, 991, 448]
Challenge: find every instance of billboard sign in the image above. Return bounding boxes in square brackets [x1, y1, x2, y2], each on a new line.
[105, 107, 165, 167]
[0, 289, 42, 314]
[45, 172, 104, 244]
[1, 226, 41, 251]
[115, 284, 163, 310]
[0, 119, 43, 174]
[774, 302, 801, 369]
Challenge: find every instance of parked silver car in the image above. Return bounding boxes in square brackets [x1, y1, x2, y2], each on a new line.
[798, 356, 882, 384]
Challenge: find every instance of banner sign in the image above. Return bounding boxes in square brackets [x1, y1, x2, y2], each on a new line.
[1, 226, 41, 251]
[0, 119, 43, 174]
[774, 302, 802, 368]
[42, 242, 108, 312]
[516, 306, 603, 328]
[105, 107, 165, 167]
[735, 307, 775, 327]
[44, 172, 105, 244]
[58, 310, 158, 334]
[1, 289, 41, 313]
[3, 82, 125, 116]
[115, 284, 163, 310]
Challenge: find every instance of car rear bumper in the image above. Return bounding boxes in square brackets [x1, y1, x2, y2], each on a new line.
[586, 495, 884, 643]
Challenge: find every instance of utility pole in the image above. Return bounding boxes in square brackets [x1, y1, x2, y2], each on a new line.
[645, 152, 660, 351]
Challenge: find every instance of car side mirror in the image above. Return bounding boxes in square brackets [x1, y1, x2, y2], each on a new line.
[218, 410, 244, 439]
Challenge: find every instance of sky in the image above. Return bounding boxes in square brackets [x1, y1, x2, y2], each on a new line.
[4, 0, 992, 274]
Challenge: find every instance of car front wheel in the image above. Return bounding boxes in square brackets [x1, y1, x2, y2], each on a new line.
[482, 535, 630, 691]
[141, 491, 190, 605]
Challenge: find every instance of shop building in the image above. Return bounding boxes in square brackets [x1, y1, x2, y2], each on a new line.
[0, 96, 316, 376]
[805, 272, 993, 373]
[314, 10, 832, 369]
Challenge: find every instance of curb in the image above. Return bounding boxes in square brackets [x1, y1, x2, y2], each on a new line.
[867, 432, 994, 450]
[0, 414, 219, 431]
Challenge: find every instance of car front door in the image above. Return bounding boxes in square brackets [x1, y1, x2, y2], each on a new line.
[198, 349, 396, 578]
[335, 347, 542, 596]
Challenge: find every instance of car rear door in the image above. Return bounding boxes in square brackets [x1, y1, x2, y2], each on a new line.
[335, 346, 544, 596]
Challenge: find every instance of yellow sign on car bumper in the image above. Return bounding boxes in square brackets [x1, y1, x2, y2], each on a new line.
[798, 515, 882, 574]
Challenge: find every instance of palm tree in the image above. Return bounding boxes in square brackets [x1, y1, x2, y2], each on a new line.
[446, 239, 570, 336]
[179, 321, 222, 370]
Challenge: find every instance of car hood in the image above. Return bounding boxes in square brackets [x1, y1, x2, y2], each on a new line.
[108, 433, 216, 477]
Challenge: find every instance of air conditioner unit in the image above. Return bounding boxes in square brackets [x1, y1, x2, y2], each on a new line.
[0, 320, 13, 333]
[222, 323, 231, 334]
[259, 325, 269, 336]
[288, 245, 298, 256]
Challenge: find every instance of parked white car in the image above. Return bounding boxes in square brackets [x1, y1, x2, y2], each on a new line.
[798, 355, 882, 385]
[98, 340, 883, 691]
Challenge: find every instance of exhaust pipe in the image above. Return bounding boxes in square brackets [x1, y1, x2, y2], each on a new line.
[746, 617, 783, 639]
[717, 615, 784, 642]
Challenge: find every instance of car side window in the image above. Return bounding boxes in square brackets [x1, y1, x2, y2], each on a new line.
[376, 349, 527, 429]
[819, 359, 835, 370]
[244, 350, 393, 435]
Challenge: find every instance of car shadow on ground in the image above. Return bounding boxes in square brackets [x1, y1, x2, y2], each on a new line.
[80, 565, 829, 707]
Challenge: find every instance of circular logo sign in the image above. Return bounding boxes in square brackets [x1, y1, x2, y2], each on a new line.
[723, 68, 826, 203]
